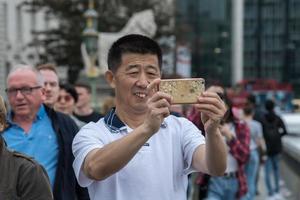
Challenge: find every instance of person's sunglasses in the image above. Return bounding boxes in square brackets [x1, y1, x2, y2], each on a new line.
[57, 95, 73, 102]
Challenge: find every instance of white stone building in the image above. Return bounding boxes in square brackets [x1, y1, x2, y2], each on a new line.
[0, 0, 58, 97]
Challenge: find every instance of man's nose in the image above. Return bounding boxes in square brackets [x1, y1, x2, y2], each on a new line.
[15, 90, 25, 98]
[137, 73, 149, 87]
[44, 83, 51, 90]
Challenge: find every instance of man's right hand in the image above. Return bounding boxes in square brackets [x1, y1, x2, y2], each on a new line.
[142, 79, 172, 134]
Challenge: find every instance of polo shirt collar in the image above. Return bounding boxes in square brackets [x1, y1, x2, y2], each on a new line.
[104, 108, 126, 133]
[104, 108, 167, 134]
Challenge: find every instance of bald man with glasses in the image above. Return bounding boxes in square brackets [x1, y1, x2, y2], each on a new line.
[2, 65, 90, 200]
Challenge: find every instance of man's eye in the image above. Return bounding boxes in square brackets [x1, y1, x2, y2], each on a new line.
[7, 88, 17, 94]
[10, 88, 17, 92]
[22, 88, 31, 92]
[50, 82, 58, 87]
[148, 72, 158, 77]
[148, 72, 156, 75]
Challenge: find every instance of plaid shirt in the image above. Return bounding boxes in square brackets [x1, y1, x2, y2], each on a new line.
[187, 107, 251, 199]
[228, 120, 251, 199]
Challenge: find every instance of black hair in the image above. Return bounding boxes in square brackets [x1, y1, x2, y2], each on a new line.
[36, 63, 58, 74]
[75, 82, 91, 93]
[247, 94, 256, 105]
[107, 34, 162, 72]
[221, 92, 235, 123]
[243, 105, 254, 116]
[265, 99, 275, 112]
[59, 83, 78, 103]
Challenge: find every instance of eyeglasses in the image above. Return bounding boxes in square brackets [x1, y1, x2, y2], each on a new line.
[5, 86, 42, 96]
[57, 95, 73, 102]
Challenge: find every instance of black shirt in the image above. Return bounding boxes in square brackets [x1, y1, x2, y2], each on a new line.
[73, 111, 103, 123]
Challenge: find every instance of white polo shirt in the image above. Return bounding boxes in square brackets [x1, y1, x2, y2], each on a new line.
[72, 109, 205, 200]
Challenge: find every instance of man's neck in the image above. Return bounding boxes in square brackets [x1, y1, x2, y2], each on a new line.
[74, 105, 93, 116]
[115, 107, 146, 129]
[244, 115, 253, 121]
[13, 115, 35, 133]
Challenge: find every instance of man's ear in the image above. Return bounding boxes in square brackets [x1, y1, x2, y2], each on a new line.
[105, 70, 116, 88]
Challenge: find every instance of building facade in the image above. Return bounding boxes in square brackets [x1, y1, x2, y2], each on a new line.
[176, 0, 300, 95]
[244, 0, 300, 91]
[175, 0, 232, 86]
[0, 0, 59, 97]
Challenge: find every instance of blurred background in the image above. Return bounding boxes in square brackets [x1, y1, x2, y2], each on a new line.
[0, 0, 299, 111]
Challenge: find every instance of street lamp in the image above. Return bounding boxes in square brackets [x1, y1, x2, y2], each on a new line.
[83, 0, 99, 107]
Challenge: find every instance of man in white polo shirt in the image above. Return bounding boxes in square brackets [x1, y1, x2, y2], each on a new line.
[72, 34, 227, 200]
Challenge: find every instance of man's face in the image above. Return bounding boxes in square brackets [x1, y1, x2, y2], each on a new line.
[6, 70, 45, 118]
[108, 53, 161, 114]
[75, 86, 91, 108]
[39, 69, 59, 107]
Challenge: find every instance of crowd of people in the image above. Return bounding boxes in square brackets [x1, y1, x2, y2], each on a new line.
[187, 90, 287, 200]
[0, 34, 288, 200]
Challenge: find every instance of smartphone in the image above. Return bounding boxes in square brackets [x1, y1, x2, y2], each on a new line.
[159, 78, 205, 104]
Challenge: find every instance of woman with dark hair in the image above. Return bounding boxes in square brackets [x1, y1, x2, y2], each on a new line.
[54, 83, 86, 128]
[205, 88, 251, 200]
[188, 85, 225, 199]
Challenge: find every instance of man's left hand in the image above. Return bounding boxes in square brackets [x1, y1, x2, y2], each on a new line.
[193, 91, 227, 133]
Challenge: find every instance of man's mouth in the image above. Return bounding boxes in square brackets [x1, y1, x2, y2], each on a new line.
[16, 103, 27, 108]
[134, 92, 147, 99]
